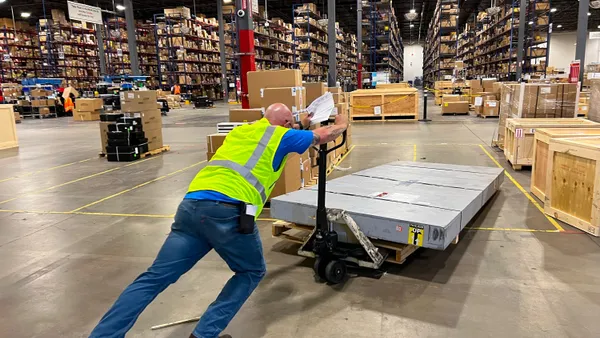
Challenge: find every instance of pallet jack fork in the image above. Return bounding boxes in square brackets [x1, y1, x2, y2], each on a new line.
[299, 128, 386, 284]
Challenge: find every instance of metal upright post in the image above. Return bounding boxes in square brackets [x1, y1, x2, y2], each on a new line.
[576, 0, 590, 83]
[516, 0, 527, 79]
[357, 0, 362, 88]
[217, 0, 229, 102]
[236, 0, 256, 108]
[123, 0, 140, 75]
[327, 0, 336, 87]
[419, 89, 431, 122]
[96, 24, 107, 76]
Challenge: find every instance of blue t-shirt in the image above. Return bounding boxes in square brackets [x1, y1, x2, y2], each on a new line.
[185, 129, 314, 203]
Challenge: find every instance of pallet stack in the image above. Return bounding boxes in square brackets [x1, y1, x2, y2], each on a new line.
[100, 91, 164, 161]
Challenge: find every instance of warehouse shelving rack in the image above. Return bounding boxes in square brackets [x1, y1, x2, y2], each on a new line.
[465, 0, 550, 80]
[103, 18, 159, 87]
[423, 0, 459, 87]
[253, 15, 296, 71]
[153, 13, 222, 99]
[0, 24, 42, 82]
[292, 3, 329, 82]
[37, 22, 100, 89]
[337, 29, 358, 90]
[362, 0, 404, 84]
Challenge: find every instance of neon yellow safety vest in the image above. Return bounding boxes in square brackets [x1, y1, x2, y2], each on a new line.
[187, 118, 289, 217]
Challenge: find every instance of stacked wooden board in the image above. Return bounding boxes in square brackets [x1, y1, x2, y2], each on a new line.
[350, 88, 418, 122]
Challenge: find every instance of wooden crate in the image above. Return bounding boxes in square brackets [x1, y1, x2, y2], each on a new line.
[0, 104, 18, 150]
[531, 128, 600, 201]
[376, 82, 410, 90]
[504, 118, 598, 170]
[350, 88, 418, 122]
[544, 137, 600, 236]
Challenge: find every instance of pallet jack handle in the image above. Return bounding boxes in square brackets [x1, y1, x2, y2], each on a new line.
[315, 125, 347, 231]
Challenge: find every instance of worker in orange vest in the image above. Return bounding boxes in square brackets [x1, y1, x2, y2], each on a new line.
[172, 84, 181, 95]
[64, 95, 75, 114]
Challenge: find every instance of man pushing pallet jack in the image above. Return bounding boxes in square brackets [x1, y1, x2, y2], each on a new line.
[88, 94, 349, 338]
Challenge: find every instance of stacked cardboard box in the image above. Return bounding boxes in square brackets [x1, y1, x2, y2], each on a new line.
[304, 82, 326, 106]
[73, 98, 103, 121]
[120, 91, 163, 152]
[247, 69, 303, 109]
[441, 95, 469, 114]
[261, 87, 306, 113]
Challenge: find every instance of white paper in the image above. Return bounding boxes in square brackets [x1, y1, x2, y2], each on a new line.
[260, 88, 264, 98]
[304, 92, 335, 125]
[291, 87, 296, 96]
[540, 87, 551, 94]
[474, 97, 483, 106]
[487, 101, 497, 107]
[505, 93, 511, 103]
[374, 106, 382, 115]
[128, 93, 134, 99]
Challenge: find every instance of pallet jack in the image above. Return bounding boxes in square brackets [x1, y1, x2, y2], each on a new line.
[299, 125, 386, 284]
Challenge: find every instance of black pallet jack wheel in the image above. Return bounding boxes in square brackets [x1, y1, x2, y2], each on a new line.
[324, 260, 347, 284]
[314, 257, 326, 275]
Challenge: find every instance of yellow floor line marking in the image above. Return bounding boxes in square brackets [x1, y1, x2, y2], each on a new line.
[0, 157, 159, 206]
[70, 160, 206, 212]
[327, 145, 355, 177]
[413, 144, 417, 161]
[478, 144, 565, 232]
[0, 157, 95, 183]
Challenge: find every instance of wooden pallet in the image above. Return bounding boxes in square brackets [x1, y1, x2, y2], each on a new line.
[141, 145, 170, 158]
[441, 112, 470, 116]
[271, 221, 419, 265]
[99, 145, 170, 158]
[507, 158, 529, 171]
[477, 114, 499, 119]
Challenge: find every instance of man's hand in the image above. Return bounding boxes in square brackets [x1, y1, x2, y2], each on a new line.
[301, 112, 313, 129]
[334, 113, 348, 127]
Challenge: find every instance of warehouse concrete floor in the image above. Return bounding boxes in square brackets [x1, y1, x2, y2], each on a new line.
[2, 99, 600, 338]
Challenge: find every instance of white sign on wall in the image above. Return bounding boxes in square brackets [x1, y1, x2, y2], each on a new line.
[590, 32, 600, 40]
[67, 1, 102, 25]
[252, 0, 259, 14]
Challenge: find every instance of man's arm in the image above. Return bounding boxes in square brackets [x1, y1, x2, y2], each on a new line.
[311, 114, 348, 145]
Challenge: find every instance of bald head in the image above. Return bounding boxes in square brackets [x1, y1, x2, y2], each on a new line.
[264, 103, 294, 128]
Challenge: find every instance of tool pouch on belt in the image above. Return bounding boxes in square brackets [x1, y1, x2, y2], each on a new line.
[238, 202, 256, 234]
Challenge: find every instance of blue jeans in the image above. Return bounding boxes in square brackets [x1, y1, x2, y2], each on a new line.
[89, 199, 266, 338]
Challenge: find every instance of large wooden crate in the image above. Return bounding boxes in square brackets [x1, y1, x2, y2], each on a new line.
[0, 104, 18, 150]
[531, 128, 600, 201]
[349, 88, 418, 122]
[544, 137, 600, 236]
[376, 83, 410, 90]
[504, 118, 599, 170]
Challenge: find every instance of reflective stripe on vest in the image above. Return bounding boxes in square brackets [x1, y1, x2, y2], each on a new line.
[208, 125, 276, 203]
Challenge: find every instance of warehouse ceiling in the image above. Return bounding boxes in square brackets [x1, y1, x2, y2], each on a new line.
[3, 0, 600, 44]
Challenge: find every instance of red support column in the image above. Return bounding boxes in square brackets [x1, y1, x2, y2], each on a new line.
[236, 0, 256, 109]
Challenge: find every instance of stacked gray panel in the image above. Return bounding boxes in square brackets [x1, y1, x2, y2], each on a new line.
[270, 161, 504, 250]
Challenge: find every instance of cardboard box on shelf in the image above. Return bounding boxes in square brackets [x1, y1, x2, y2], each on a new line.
[74, 110, 100, 121]
[270, 153, 302, 198]
[30, 89, 51, 97]
[14, 111, 21, 122]
[327, 87, 342, 95]
[207, 133, 227, 153]
[31, 99, 47, 107]
[247, 69, 302, 108]
[46, 99, 55, 106]
[77, 98, 103, 112]
[39, 107, 50, 115]
[304, 82, 326, 105]
[261, 87, 306, 113]
[442, 102, 469, 114]
[229, 108, 263, 122]
[17, 100, 30, 106]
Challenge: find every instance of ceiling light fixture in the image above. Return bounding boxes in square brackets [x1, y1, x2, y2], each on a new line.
[410, 24, 414, 28]
[557, 24, 562, 28]
[550, 8, 557, 13]
[116, 4, 125, 11]
[528, 21, 533, 25]
[20, 12, 31, 18]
